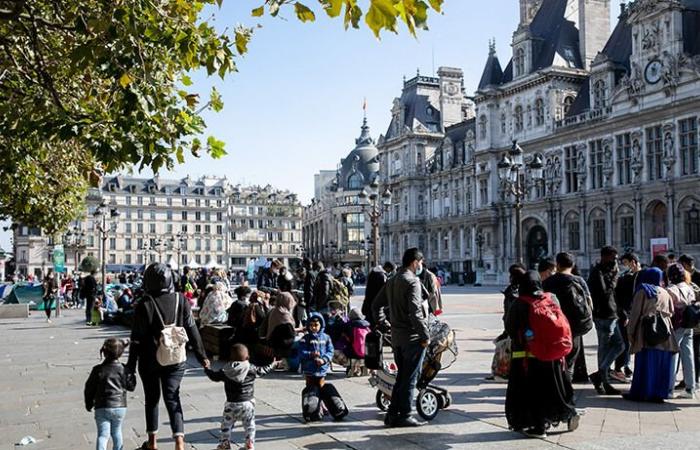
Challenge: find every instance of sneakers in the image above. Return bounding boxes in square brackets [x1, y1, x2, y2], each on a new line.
[603, 382, 621, 395]
[393, 416, 423, 428]
[609, 370, 629, 384]
[217, 440, 231, 450]
[675, 381, 687, 391]
[521, 426, 547, 438]
[676, 390, 696, 399]
[589, 372, 605, 395]
[567, 414, 581, 432]
[46, 318, 52, 324]
[623, 366, 633, 378]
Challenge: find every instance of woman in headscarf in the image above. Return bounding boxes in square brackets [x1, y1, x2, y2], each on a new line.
[262, 291, 298, 357]
[505, 270, 578, 439]
[199, 282, 233, 325]
[624, 267, 678, 402]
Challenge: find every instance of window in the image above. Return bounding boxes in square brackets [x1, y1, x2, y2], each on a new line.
[125, 223, 132, 233]
[565, 146, 579, 193]
[680, 117, 698, 175]
[593, 218, 606, 249]
[137, 223, 143, 233]
[563, 96, 575, 115]
[126, 196, 132, 206]
[166, 224, 173, 233]
[216, 212, 223, 221]
[620, 216, 634, 249]
[589, 139, 604, 189]
[216, 225, 223, 235]
[182, 198, 188, 206]
[217, 239, 223, 251]
[205, 211, 211, 221]
[479, 115, 487, 139]
[205, 225, 211, 234]
[686, 206, 700, 245]
[568, 221, 580, 251]
[195, 224, 201, 234]
[181, 211, 188, 221]
[149, 223, 156, 233]
[646, 125, 663, 181]
[514, 106, 524, 132]
[181, 224, 188, 233]
[205, 240, 211, 251]
[195, 239, 201, 251]
[479, 179, 489, 206]
[515, 47, 525, 76]
[593, 80, 607, 109]
[137, 209, 143, 220]
[125, 238, 132, 250]
[347, 173, 363, 190]
[109, 238, 116, 250]
[125, 254, 132, 264]
[167, 197, 172, 206]
[501, 113, 507, 134]
[195, 199, 201, 207]
[616, 133, 632, 185]
[150, 210, 155, 220]
[166, 210, 173, 221]
[137, 196, 143, 206]
[109, 253, 116, 264]
[195, 211, 201, 221]
[534, 98, 545, 126]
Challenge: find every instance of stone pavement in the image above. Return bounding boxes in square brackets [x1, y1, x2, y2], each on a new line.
[3, 286, 700, 450]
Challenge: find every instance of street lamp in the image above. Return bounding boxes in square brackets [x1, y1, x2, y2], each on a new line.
[153, 237, 168, 262]
[358, 180, 392, 267]
[169, 231, 187, 270]
[141, 241, 152, 265]
[63, 226, 86, 271]
[497, 140, 544, 264]
[93, 200, 120, 295]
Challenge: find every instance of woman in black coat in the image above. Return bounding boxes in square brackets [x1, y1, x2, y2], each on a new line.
[126, 263, 209, 450]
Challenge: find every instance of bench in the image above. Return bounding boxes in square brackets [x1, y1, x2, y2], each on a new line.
[0, 304, 30, 319]
[200, 323, 235, 360]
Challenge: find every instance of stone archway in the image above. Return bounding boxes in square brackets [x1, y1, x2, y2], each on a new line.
[526, 225, 549, 270]
[645, 200, 668, 239]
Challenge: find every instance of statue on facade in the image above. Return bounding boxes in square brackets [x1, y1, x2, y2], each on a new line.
[631, 135, 644, 183]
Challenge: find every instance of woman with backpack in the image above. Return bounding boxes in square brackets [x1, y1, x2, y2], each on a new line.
[126, 263, 209, 450]
[624, 267, 678, 403]
[505, 270, 579, 439]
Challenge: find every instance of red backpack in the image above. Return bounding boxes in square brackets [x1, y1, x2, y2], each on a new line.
[352, 326, 370, 358]
[521, 293, 572, 361]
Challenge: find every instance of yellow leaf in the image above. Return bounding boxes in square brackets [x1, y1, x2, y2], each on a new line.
[251, 6, 264, 17]
[119, 73, 133, 88]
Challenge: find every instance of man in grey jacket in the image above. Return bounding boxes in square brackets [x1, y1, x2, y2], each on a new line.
[373, 248, 430, 427]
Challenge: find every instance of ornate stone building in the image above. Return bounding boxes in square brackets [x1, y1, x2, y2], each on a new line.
[303, 118, 381, 270]
[376, 0, 700, 283]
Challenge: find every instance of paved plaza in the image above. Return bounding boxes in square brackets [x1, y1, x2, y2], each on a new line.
[3, 287, 700, 450]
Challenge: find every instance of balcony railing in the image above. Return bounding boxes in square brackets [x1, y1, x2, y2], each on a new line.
[554, 106, 612, 130]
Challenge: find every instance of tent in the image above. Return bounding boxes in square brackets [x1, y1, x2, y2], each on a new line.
[186, 259, 200, 269]
[4, 284, 47, 309]
[166, 257, 179, 271]
[204, 259, 222, 269]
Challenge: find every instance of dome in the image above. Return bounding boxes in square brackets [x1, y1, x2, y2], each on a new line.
[337, 117, 380, 191]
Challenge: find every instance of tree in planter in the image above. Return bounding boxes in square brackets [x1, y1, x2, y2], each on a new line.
[79, 255, 99, 274]
[0, 0, 443, 233]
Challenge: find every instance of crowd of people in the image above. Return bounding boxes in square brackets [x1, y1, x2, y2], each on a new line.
[499, 248, 700, 438]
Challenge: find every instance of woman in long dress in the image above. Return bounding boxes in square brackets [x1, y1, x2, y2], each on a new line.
[624, 267, 678, 402]
[505, 271, 579, 438]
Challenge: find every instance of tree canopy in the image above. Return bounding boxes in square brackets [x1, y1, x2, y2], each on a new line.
[0, 0, 443, 233]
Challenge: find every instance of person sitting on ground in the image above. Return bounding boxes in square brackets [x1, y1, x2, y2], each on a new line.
[227, 286, 252, 335]
[624, 267, 678, 403]
[200, 282, 234, 326]
[205, 343, 276, 450]
[299, 313, 334, 388]
[260, 292, 298, 359]
[84, 338, 137, 450]
[117, 288, 133, 311]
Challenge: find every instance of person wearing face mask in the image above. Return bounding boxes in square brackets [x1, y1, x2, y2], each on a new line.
[613, 253, 642, 381]
[372, 248, 430, 428]
[587, 246, 624, 395]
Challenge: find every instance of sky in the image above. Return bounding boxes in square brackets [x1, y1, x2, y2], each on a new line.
[0, 1, 626, 252]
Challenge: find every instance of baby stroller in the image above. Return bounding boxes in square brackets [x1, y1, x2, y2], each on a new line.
[369, 318, 458, 421]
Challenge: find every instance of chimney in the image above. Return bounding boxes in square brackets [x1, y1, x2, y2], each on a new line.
[578, 0, 611, 70]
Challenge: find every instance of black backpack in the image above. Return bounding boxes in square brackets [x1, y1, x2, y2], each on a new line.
[558, 278, 593, 337]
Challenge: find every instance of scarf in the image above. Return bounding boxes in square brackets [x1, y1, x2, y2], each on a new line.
[635, 267, 663, 299]
[266, 292, 296, 339]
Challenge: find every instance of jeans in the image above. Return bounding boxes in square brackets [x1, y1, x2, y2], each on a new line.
[388, 341, 427, 419]
[85, 296, 95, 323]
[614, 319, 631, 371]
[139, 362, 186, 437]
[565, 335, 583, 381]
[594, 318, 625, 383]
[94, 407, 126, 450]
[672, 328, 695, 392]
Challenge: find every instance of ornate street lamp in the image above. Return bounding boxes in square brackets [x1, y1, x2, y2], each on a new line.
[358, 180, 392, 267]
[93, 200, 120, 295]
[169, 231, 187, 270]
[497, 140, 545, 264]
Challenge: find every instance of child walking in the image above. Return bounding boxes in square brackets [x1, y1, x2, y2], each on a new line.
[84, 338, 136, 450]
[205, 343, 275, 450]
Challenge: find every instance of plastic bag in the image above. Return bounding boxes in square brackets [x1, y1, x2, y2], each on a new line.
[490, 337, 511, 380]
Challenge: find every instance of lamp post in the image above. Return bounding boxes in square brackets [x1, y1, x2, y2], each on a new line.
[141, 241, 152, 265]
[93, 200, 120, 296]
[153, 237, 168, 262]
[169, 231, 186, 271]
[474, 231, 484, 287]
[497, 140, 544, 265]
[63, 226, 86, 271]
[358, 180, 392, 268]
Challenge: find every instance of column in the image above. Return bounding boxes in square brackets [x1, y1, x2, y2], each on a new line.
[666, 187, 676, 250]
[634, 190, 643, 254]
[605, 197, 614, 247]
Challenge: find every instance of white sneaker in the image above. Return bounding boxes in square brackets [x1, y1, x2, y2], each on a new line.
[677, 390, 696, 399]
[46, 318, 52, 324]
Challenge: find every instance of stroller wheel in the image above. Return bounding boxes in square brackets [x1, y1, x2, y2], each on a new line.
[416, 389, 439, 421]
[376, 390, 391, 411]
[438, 392, 452, 409]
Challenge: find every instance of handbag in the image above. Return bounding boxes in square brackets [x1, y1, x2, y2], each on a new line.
[642, 311, 671, 347]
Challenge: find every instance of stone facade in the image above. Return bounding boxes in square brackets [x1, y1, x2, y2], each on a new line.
[13, 176, 302, 277]
[376, 0, 700, 283]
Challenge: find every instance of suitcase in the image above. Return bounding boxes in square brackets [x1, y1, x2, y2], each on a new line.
[301, 385, 324, 422]
[364, 329, 382, 370]
[320, 383, 348, 421]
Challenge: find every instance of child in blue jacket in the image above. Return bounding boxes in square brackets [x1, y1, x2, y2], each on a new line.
[299, 313, 334, 386]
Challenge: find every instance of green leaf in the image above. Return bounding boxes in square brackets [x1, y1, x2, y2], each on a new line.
[119, 73, 133, 88]
[427, 0, 443, 13]
[185, 93, 199, 109]
[234, 27, 252, 55]
[251, 6, 264, 17]
[206, 136, 227, 159]
[365, 0, 398, 38]
[210, 87, 223, 112]
[322, 0, 343, 17]
[294, 3, 316, 22]
[181, 75, 193, 86]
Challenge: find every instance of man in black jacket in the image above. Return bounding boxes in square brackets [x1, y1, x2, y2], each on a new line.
[302, 258, 317, 315]
[587, 246, 624, 395]
[679, 254, 700, 286]
[81, 270, 98, 325]
[613, 253, 642, 379]
[373, 248, 429, 428]
[362, 261, 395, 326]
[312, 261, 332, 313]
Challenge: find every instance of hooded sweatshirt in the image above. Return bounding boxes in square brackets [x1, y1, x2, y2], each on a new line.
[299, 313, 334, 377]
[205, 360, 274, 403]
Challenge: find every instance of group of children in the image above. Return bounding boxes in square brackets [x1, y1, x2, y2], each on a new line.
[85, 313, 351, 450]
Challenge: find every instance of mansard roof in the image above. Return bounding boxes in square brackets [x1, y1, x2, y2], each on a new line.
[384, 75, 441, 139]
[565, 79, 590, 117]
[528, 0, 583, 71]
[683, 2, 700, 54]
[445, 118, 475, 144]
[477, 45, 504, 90]
[597, 7, 633, 72]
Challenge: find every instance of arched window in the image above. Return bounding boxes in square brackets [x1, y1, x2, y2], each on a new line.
[515, 48, 525, 76]
[514, 105, 524, 132]
[479, 115, 487, 139]
[535, 98, 545, 126]
[347, 173, 363, 190]
[563, 95, 575, 115]
[418, 195, 425, 215]
[593, 80, 607, 109]
[686, 204, 700, 245]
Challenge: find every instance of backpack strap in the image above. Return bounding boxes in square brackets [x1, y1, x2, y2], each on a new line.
[152, 294, 179, 327]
